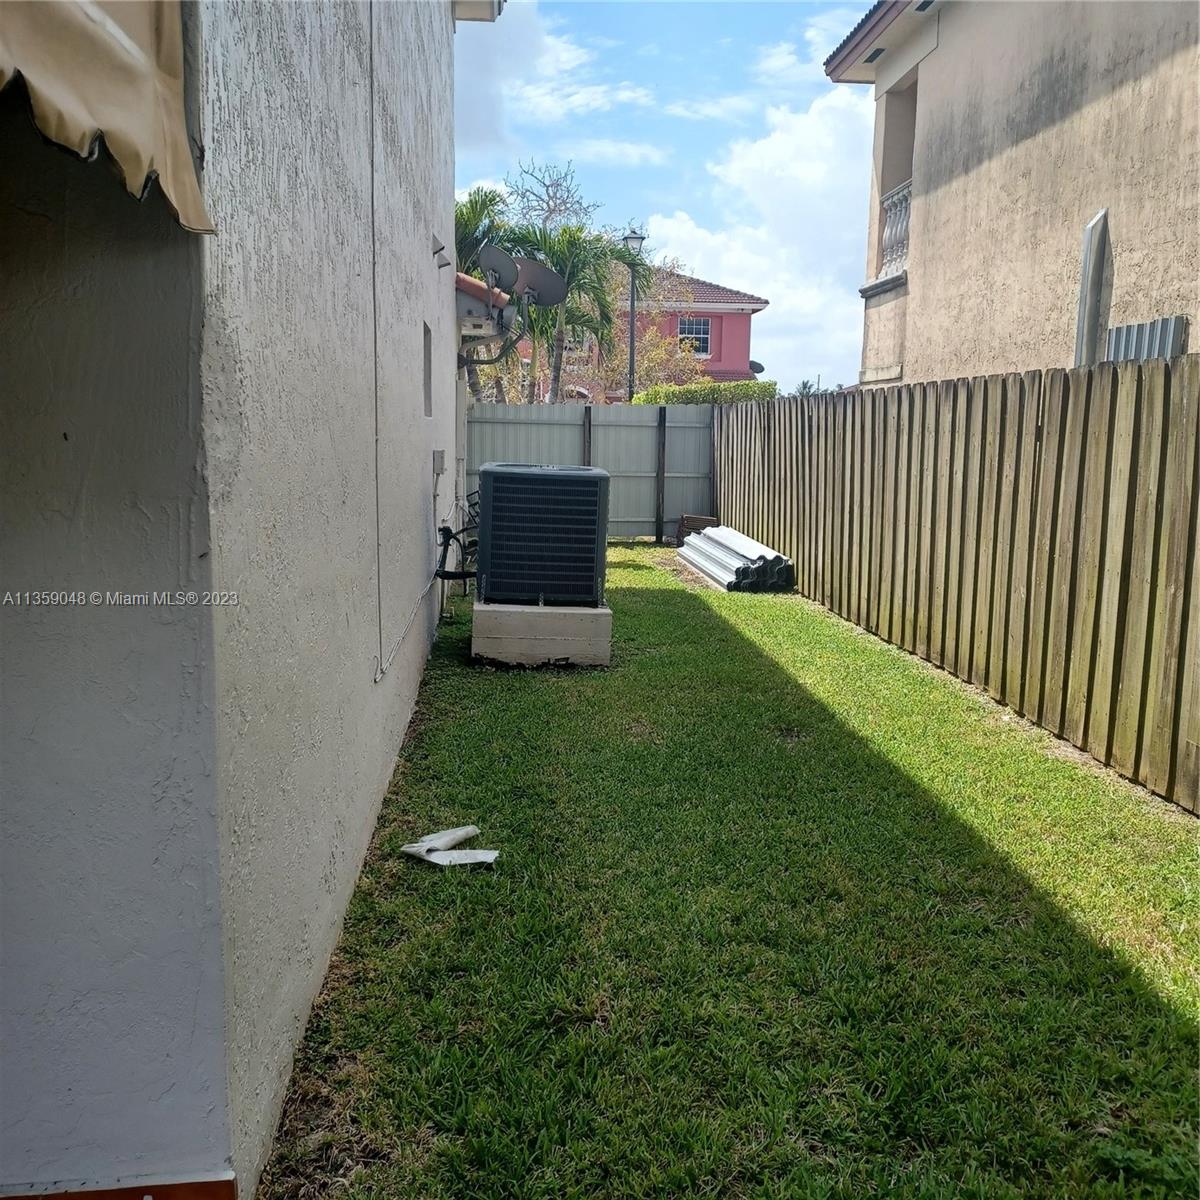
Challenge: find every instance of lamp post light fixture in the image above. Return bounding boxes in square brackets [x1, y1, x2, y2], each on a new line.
[622, 229, 646, 403]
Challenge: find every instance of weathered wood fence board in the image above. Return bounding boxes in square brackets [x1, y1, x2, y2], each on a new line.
[712, 356, 1200, 810]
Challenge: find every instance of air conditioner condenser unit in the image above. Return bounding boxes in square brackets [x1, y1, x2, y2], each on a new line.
[472, 463, 612, 666]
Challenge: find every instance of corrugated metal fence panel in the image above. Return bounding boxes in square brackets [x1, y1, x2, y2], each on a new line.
[591, 405, 660, 536]
[466, 403, 714, 539]
[1105, 315, 1188, 363]
[712, 356, 1200, 811]
[665, 405, 714, 536]
[466, 405, 584, 496]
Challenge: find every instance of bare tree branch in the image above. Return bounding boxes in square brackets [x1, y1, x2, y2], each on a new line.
[503, 159, 602, 230]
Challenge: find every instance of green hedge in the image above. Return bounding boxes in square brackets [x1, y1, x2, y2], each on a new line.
[631, 380, 778, 406]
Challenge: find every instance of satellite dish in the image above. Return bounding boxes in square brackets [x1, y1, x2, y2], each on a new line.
[512, 256, 568, 307]
[478, 244, 518, 292]
[749, 360, 764, 374]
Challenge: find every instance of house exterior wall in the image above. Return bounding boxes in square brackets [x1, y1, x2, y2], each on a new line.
[197, 0, 457, 1191]
[0, 90, 229, 1193]
[650, 310, 758, 380]
[1, 0, 458, 1193]
[859, 0, 1199, 383]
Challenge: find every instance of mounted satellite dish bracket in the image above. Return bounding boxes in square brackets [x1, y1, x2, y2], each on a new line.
[457, 246, 568, 368]
[462, 292, 531, 367]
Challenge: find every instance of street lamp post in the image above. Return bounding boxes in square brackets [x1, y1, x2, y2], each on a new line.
[622, 230, 645, 403]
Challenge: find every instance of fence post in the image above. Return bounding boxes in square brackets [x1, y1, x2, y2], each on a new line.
[582, 404, 592, 466]
[655, 405, 667, 543]
[711, 405, 720, 523]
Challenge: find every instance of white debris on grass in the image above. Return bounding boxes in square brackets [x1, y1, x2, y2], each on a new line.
[401, 824, 499, 867]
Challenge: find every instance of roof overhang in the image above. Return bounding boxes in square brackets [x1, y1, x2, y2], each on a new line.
[452, 0, 505, 22]
[647, 301, 769, 315]
[455, 272, 509, 308]
[823, 0, 937, 84]
[456, 272, 515, 346]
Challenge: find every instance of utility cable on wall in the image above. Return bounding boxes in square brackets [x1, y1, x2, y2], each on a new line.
[368, 0, 385, 675]
[366, 0, 450, 686]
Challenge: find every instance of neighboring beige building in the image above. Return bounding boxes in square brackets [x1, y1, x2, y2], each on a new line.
[1, 2, 500, 1197]
[826, 0, 1200, 385]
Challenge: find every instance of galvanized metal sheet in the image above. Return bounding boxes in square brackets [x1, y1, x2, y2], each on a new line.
[1105, 315, 1188, 363]
[466, 403, 714, 538]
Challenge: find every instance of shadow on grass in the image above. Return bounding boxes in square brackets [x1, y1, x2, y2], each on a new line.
[260, 558, 1197, 1200]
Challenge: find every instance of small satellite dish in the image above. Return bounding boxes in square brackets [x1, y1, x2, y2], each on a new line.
[749, 360, 764, 375]
[478, 244, 518, 292]
[512, 256, 568, 307]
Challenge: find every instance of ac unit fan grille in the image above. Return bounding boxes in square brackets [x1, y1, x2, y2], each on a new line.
[478, 467, 609, 605]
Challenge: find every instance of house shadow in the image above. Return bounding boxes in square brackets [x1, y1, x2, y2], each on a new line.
[264, 558, 1197, 1198]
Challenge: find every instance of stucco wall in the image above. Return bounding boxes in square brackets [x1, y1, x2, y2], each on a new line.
[642, 311, 758, 378]
[0, 89, 230, 1192]
[709, 312, 754, 376]
[860, 286, 907, 383]
[196, 0, 457, 1191]
[861, 1, 1199, 383]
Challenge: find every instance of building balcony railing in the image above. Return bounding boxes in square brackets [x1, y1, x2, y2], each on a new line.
[877, 179, 911, 280]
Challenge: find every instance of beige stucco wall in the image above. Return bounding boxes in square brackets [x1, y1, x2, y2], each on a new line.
[861, 286, 908, 383]
[0, 87, 230, 1193]
[860, 0, 1200, 384]
[0, 1, 456, 1192]
[197, 0, 457, 1192]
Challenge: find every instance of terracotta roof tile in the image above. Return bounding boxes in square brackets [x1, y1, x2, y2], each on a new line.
[823, 0, 910, 77]
[644, 268, 769, 310]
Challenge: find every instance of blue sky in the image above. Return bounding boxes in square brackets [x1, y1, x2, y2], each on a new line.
[455, 0, 876, 389]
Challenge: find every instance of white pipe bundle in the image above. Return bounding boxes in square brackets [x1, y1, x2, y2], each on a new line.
[678, 526, 794, 593]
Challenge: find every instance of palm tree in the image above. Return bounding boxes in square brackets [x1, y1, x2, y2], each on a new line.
[455, 186, 509, 276]
[455, 187, 511, 402]
[514, 224, 651, 403]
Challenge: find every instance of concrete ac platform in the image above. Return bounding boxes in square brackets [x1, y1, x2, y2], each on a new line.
[471, 601, 612, 667]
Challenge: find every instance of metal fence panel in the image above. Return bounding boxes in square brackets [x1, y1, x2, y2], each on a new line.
[466, 405, 584, 497]
[591, 405, 660, 536]
[665, 405, 714, 536]
[466, 403, 713, 540]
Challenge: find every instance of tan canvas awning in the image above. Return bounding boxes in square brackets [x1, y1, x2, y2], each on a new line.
[0, 0, 213, 233]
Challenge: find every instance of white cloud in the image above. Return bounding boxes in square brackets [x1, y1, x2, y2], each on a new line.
[665, 95, 757, 122]
[646, 86, 875, 390]
[801, 6, 865, 66]
[455, 0, 654, 143]
[455, 178, 509, 201]
[561, 139, 669, 167]
[754, 40, 827, 89]
[754, 9, 861, 91]
[512, 80, 654, 124]
[537, 32, 593, 76]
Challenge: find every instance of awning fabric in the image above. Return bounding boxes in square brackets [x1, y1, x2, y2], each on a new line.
[0, 0, 213, 233]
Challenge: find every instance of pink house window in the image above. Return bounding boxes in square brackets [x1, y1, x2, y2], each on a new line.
[678, 316, 711, 356]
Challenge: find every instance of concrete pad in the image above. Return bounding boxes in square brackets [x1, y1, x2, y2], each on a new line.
[472, 601, 612, 667]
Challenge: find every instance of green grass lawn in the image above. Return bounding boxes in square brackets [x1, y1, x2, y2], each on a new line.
[260, 544, 1197, 1200]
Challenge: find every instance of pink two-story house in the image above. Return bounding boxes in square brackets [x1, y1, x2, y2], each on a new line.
[513, 267, 769, 403]
[634, 268, 770, 382]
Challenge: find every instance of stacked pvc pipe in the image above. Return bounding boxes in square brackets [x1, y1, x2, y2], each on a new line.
[677, 526, 795, 592]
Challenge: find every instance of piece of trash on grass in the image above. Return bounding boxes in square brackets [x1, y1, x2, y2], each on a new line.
[401, 824, 498, 867]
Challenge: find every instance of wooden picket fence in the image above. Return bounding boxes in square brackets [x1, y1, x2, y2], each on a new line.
[713, 356, 1199, 810]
